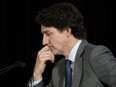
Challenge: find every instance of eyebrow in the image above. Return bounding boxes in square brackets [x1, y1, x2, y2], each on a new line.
[42, 30, 51, 34]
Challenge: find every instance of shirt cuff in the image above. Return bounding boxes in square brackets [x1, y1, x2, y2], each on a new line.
[32, 76, 42, 86]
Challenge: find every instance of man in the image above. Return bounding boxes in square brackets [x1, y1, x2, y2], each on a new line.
[27, 2, 116, 87]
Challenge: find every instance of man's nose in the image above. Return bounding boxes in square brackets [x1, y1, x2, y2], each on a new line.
[42, 35, 49, 45]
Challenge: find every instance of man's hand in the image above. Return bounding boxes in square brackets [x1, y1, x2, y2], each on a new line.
[33, 46, 55, 81]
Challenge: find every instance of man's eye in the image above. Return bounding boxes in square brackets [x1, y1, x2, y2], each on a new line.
[46, 33, 52, 36]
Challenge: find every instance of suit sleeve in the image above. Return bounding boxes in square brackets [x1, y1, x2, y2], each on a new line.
[27, 77, 44, 87]
[27, 76, 53, 87]
[90, 45, 116, 87]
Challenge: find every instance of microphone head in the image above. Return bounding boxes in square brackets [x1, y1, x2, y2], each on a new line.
[14, 60, 26, 68]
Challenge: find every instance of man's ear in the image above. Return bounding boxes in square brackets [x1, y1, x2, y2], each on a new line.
[65, 28, 71, 38]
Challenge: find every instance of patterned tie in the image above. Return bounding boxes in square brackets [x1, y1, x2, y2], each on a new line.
[65, 59, 72, 87]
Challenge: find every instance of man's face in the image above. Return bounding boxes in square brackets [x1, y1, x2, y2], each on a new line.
[41, 26, 69, 55]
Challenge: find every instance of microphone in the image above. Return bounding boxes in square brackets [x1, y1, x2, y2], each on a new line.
[0, 60, 26, 75]
[14, 60, 26, 68]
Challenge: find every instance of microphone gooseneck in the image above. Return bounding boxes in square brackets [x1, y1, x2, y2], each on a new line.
[0, 60, 26, 75]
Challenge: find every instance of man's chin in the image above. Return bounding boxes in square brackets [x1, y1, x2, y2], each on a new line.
[50, 49, 62, 55]
[51, 51, 59, 55]
[53, 52, 62, 56]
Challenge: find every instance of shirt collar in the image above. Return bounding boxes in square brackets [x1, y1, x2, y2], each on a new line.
[67, 39, 82, 62]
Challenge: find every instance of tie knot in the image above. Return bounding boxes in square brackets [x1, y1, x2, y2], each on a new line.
[65, 59, 72, 68]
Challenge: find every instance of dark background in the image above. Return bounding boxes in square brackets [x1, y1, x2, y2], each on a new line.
[1, 0, 116, 87]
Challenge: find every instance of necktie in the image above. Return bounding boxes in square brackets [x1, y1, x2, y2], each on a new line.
[65, 59, 72, 87]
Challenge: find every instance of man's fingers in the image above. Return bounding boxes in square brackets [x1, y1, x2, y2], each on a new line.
[39, 46, 50, 53]
[38, 51, 55, 63]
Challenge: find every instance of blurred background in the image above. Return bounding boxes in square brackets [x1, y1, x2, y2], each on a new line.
[1, 0, 115, 87]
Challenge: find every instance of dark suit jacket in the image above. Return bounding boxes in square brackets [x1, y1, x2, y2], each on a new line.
[28, 40, 116, 87]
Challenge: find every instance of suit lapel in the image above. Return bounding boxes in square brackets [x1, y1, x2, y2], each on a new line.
[58, 58, 65, 87]
[73, 40, 88, 87]
[73, 55, 82, 87]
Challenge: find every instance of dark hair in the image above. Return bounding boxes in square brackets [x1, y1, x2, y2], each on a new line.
[35, 2, 87, 39]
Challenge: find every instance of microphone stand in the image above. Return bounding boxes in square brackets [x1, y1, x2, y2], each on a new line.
[0, 60, 26, 75]
[0, 65, 17, 75]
